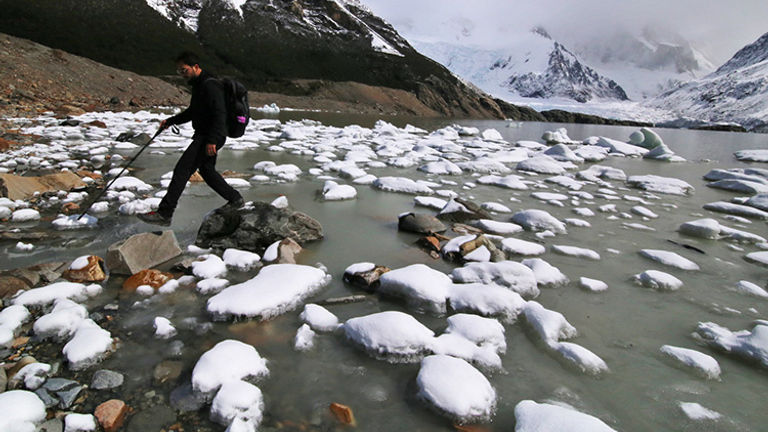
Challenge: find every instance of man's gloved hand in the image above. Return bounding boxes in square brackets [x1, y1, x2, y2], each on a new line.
[159, 119, 170, 131]
[206, 144, 217, 156]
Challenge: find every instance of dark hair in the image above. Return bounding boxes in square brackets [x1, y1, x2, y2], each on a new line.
[175, 51, 201, 67]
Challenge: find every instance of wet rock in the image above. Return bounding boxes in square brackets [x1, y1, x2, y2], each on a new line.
[196, 201, 323, 253]
[85, 120, 107, 129]
[329, 402, 356, 426]
[60, 202, 80, 214]
[398, 213, 447, 235]
[153, 361, 183, 384]
[0, 275, 30, 299]
[59, 118, 80, 127]
[91, 370, 124, 390]
[126, 404, 176, 432]
[0, 366, 6, 392]
[34, 387, 59, 408]
[63, 255, 107, 283]
[37, 418, 63, 432]
[115, 131, 150, 145]
[418, 236, 441, 252]
[169, 383, 206, 412]
[437, 198, 492, 223]
[43, 377, 78, 392]
[343, 265, 391, 291]
[106, 230, 182, 275]
[460, 235, 505, 262]
[57, 383, 83, 408]
[166, 340, 184, 358]
[122, 269, 174, 292]
[0, 171, 87, 201]
[276, 238, 302, 264]
[95, 399, 129, 432]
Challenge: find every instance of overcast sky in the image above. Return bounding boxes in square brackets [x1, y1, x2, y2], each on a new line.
[361, 0, 768, 65]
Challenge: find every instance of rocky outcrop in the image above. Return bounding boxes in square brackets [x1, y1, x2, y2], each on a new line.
[196, 201, 323, 253]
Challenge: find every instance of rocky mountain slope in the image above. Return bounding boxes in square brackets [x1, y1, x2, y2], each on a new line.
[0, 33, 189, 118]
[0, 0, 514, 119]
[413, 28, 629, 104]
[651, 32, 768, 132]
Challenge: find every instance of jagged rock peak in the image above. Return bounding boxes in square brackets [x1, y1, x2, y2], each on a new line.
[715, 31, 768, 75]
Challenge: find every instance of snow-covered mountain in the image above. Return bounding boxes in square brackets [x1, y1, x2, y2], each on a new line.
[413, 28, 629, 104]
[651, 32, 768, 131]
[573, 28, 715, 100]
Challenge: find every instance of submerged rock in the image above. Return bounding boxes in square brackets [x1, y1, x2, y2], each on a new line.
[0, 261, 68, 299]
[398, 213, 447, 234]
[196, 201, 323, 253]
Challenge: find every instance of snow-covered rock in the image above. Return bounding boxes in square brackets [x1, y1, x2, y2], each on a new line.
[451, 261, 539, 299]
[207, 264, 330, 320]
[660, 345, 721, 380]
[416, 355, 496, 422]
[514, 400, 617, 432]
[378, 264, 453, 313]
[191, 339, 269, 395]
[633, 270, 683, 291]
[695, 321, 768, 368]
[342, 311, 435, 362]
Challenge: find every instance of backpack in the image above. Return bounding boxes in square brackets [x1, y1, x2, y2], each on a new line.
[218, 77, 250, 138]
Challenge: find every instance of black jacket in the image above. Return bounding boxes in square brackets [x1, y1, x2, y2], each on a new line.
[167, 70, 227, 145]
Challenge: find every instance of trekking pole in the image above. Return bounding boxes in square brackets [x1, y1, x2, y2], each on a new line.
[76, 128, 164, 220]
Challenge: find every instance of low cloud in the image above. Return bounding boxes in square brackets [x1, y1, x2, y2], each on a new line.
[362, 0, 768, 65]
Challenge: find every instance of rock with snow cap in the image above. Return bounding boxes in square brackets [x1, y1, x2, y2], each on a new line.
[207, 264, 330, 320]
[342, 262, 391, 291]
[416, 355, 497, 422]
[343, 311, 435, 362]
[514, 400, 617, 432]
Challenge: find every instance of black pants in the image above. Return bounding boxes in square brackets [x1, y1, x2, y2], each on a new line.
[157, 137, 241, 217]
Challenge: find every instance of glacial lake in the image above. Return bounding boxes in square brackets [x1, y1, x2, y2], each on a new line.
[2, 110, 767, 431]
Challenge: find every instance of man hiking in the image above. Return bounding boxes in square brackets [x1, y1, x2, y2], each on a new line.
[139, 52, 244, 226]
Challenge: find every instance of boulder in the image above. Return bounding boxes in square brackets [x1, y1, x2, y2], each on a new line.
[437, 198, 492, 223]
[94, 399, 128, 432]
[106, 230, 182, 275]
[398, 213, 447, 235]
[122, 269, 174, 292]
[62, 256, 107, 283]
[196, 201, 323, 253]
[343, 265, 391, 291]
[0, 172, 87, 201]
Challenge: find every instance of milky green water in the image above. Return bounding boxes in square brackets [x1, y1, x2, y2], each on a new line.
[3, 112, 767, 431]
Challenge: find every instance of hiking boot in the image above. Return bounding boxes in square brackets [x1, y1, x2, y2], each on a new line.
[216, 197, 245, 213]
[137, 211, 172, 226]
